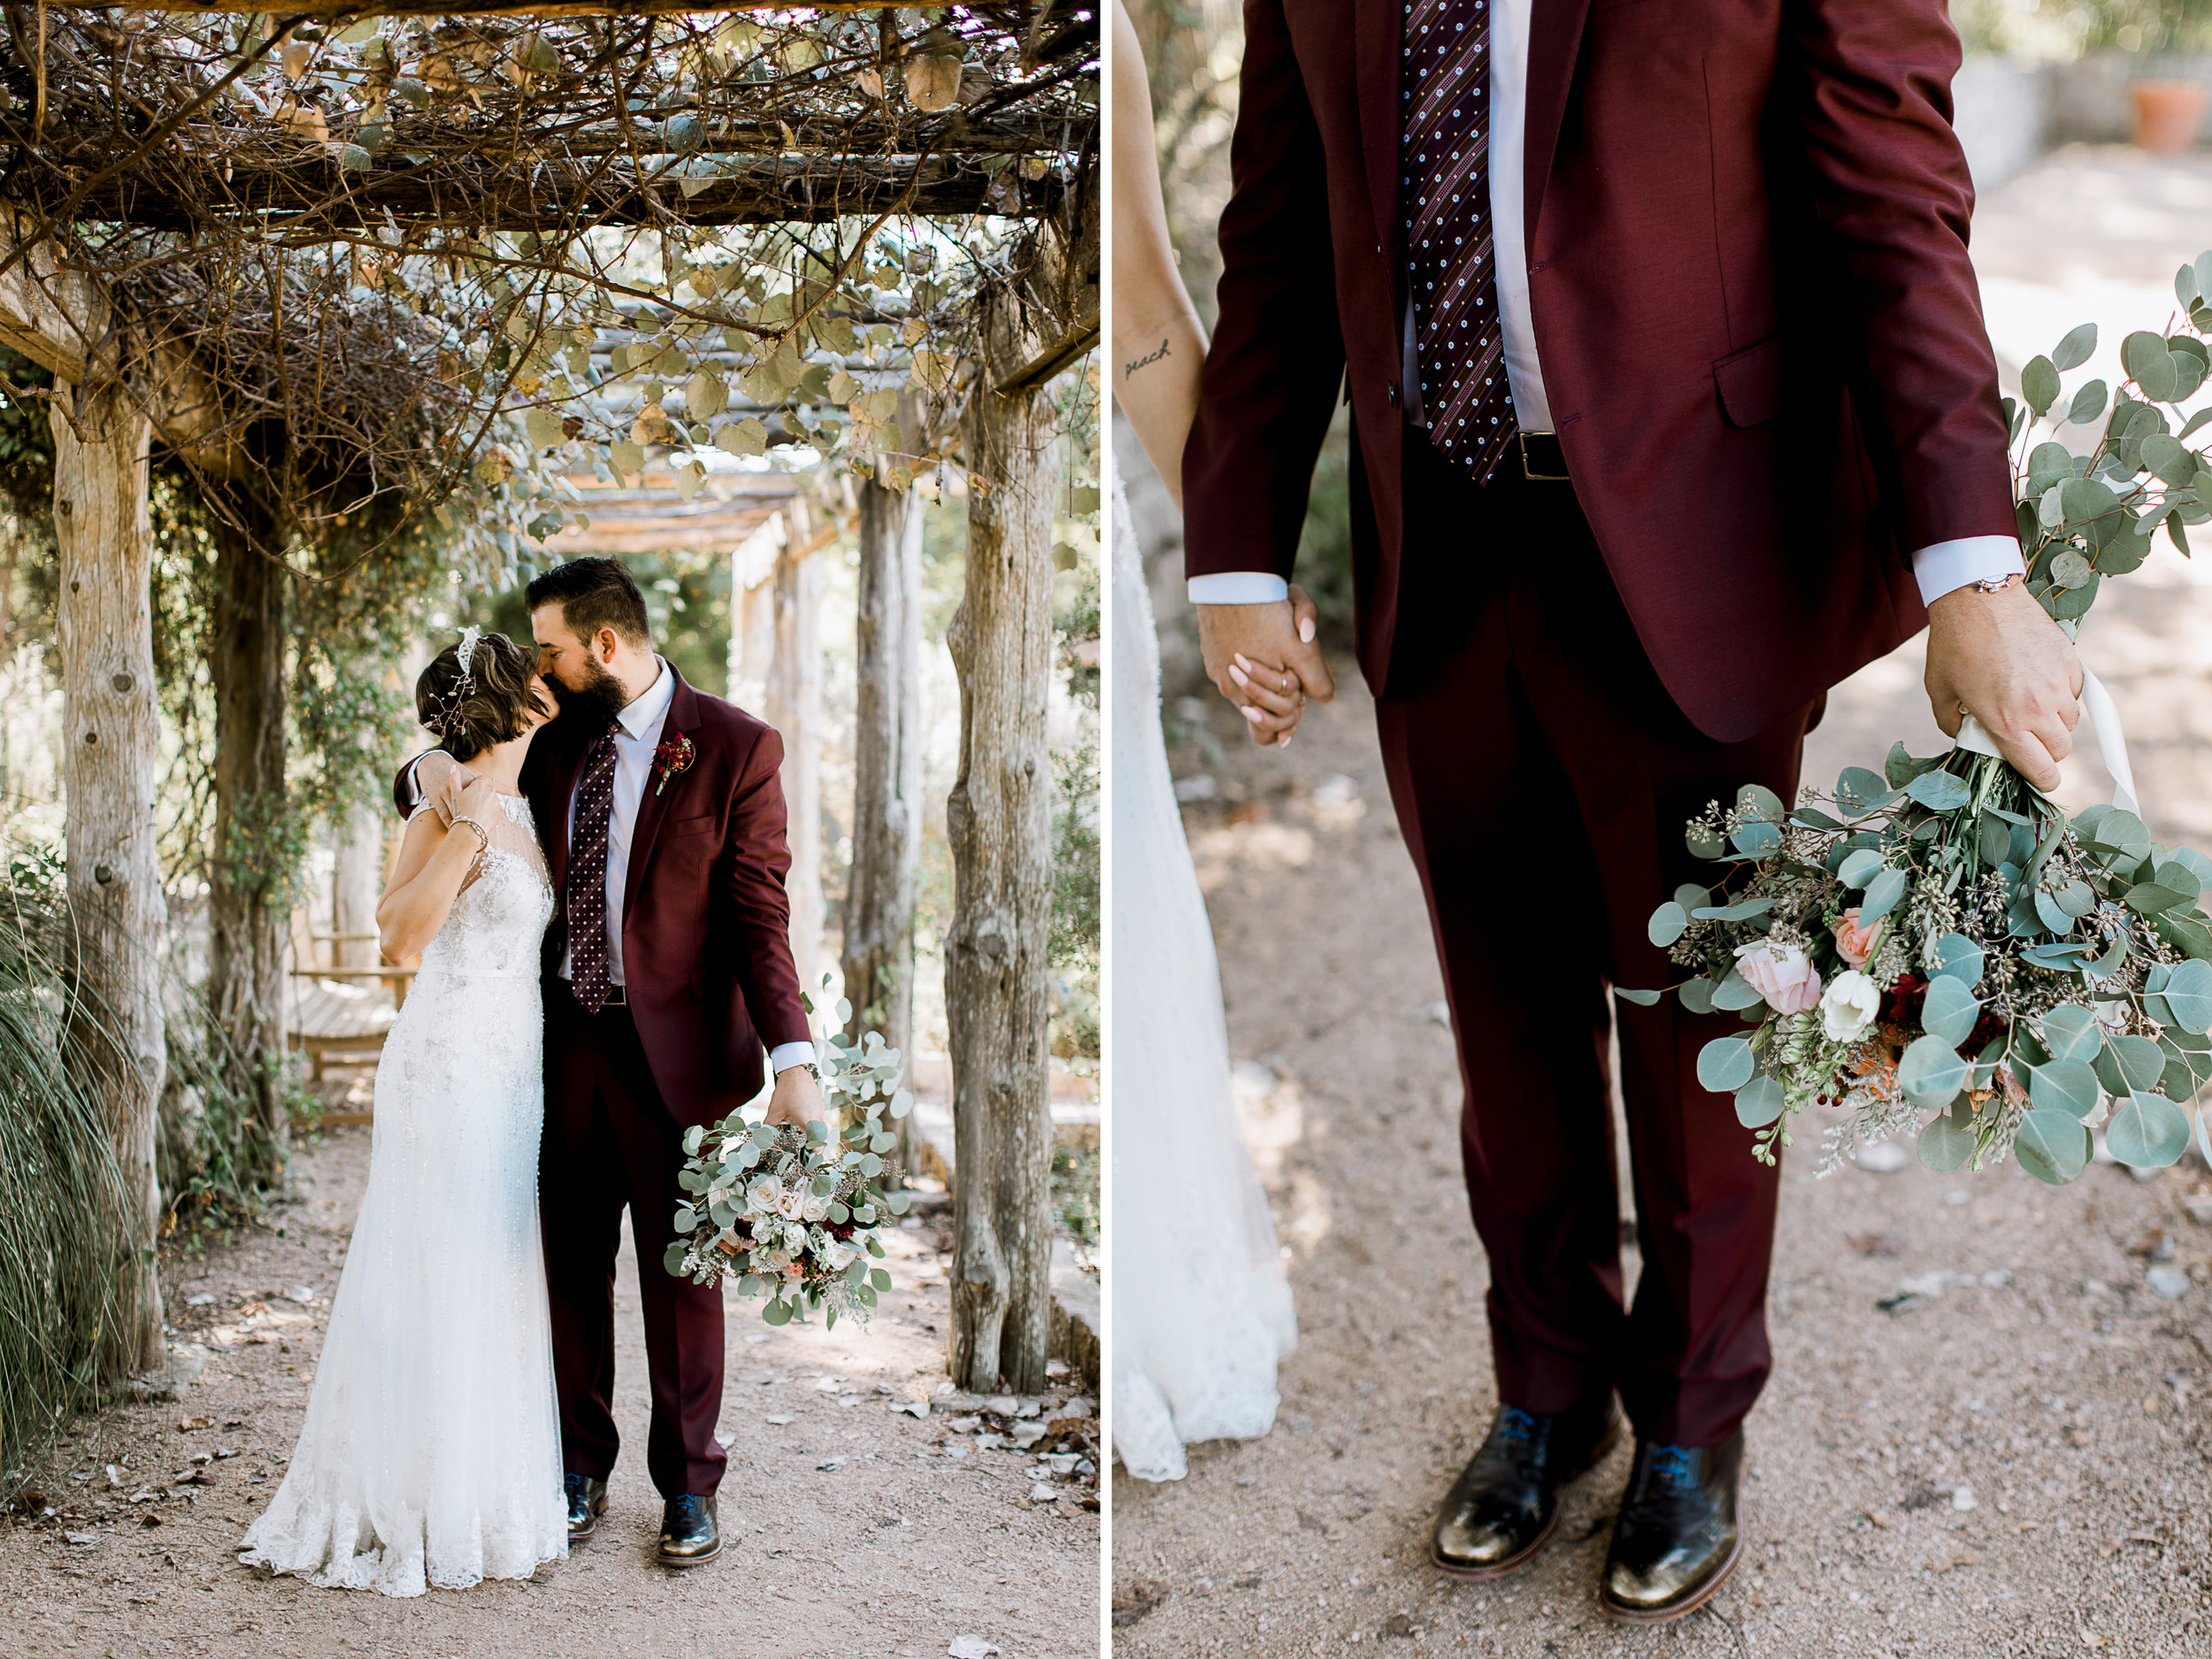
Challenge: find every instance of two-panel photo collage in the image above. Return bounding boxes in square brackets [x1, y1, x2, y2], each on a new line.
[4, 3, 2211, 1655]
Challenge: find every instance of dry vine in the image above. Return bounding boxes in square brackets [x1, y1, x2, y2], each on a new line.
[0, 4, 1098, 572]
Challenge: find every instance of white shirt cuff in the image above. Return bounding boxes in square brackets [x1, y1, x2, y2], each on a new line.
[1188, 572, 1291, 605]
[1911, 535, 2024, 607]
[768, 1041, 817, 1075]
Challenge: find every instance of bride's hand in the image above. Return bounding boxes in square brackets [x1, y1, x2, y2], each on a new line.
[450, 772, 502, 828]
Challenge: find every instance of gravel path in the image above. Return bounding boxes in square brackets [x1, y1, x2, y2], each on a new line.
[1111, 147, 2212, 1659]
[4, 1109, 1099, 1659]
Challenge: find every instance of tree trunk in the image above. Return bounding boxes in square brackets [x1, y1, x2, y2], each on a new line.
[208, 515, 289, 1182]
[51, 380, 166, 1380]
[944, 289, 1056, 1395]
[841, 465, 924, 1174]
[767, 520, 824, 998]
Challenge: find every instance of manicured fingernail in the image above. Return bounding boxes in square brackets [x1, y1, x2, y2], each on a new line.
[1278, 733, 1292, 748]
[1240, 705, 1263, 723]
[1233, 652, 1252, 670]
[1229, 664, 1251, 689]
[1299, 618, 1316, 642]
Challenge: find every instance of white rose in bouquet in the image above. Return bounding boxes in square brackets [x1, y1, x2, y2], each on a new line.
[747, 1175, 784, 1214]
[800, 1191, 833, 1224]
[776, 1186, 808, 1220]
[826, 1240, 860, 1271]
[1819, 970, 1881, 1044]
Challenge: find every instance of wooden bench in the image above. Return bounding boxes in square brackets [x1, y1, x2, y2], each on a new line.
[287, 967, 415, 1084]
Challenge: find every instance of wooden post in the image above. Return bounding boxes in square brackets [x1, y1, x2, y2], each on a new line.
[766, 504, 824, 996]
[944, 280, 1057, 1395]
[210, 518, 289, 1173]
[332, 803, 383, 968]
[841, 458, 924, 1172]
[51, 375, 166, 1379]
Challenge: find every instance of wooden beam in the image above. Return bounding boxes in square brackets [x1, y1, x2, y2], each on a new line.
[46, 151, 1064, 232]
[57, 3, 893, 15]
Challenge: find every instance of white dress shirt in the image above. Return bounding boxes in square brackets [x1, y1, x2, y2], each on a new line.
[1188, 0, 2021, 611]
[565, 657, 813, 1076]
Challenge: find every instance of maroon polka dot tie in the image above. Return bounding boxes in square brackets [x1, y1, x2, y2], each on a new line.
[1403, 0, 1520, 482]
[564, 727, 620, 1012]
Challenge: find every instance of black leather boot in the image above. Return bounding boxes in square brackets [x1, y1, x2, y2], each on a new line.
[564, 1472, 608, 1542]
[1428, 1396, 1621, 1578]
[1599, 1432, 1744, 1621]
[657, 1493, 721, 1568]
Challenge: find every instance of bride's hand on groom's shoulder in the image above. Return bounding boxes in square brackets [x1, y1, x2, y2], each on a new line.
[1197, 586, 1334, 748]
[764, 1063, 825, 1129]
[451, 772, 502, 821]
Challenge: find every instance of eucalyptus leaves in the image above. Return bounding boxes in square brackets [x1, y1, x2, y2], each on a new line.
[663, 986, 916, 1330]
[1643, 753, 2212, 1185]
[1632, 256, 2212, 1185]
[2006, 252, 2212, 627]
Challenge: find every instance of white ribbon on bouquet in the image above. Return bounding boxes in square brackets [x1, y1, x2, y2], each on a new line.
[1955, 664, 2139, 819]
[1958, 658, 2212, 1160]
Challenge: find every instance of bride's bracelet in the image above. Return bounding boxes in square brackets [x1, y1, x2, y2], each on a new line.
[449, 814, 492, 855]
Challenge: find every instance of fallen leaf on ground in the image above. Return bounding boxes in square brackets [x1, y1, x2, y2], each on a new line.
[1114, 1578, 1171, 1626]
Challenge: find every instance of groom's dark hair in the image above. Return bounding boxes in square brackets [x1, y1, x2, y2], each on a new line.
[526, 556, 652, 649]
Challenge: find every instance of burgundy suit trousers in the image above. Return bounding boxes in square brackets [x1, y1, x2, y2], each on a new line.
[1374, 433, 1815, 1447]
[541, 978, 726, 1497]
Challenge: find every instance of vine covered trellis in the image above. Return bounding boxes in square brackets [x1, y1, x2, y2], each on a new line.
[0, 1, 1096, 1409]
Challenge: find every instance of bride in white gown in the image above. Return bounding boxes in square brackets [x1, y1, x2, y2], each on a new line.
[1110, 0, 1297, 1482]
[242, 629, 568, 1595]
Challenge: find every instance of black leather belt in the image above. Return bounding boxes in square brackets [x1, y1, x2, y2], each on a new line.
[1518, 431, 1569, 481]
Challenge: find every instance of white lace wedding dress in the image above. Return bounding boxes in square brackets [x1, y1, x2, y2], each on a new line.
[1110, 465, 1298, 1481]
[241, 754, 568, 1595]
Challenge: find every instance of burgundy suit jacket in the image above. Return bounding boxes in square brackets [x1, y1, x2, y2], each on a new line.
[526, 666, 811, 1129]
[1182, 0, 2020, 741]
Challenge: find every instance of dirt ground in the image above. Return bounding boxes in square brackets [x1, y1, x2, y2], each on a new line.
[1112, 148, 2212, 1658]
[1, 1082, 1100, 1659]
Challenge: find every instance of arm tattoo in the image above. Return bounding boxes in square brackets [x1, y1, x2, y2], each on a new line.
[1124, 337, 1171, 380]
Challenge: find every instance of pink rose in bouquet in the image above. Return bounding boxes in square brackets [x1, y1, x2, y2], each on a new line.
[1734, 941, 1822, 1015]
[1831, 908, 1884, 968]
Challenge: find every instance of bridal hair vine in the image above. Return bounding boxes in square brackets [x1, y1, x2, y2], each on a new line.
[426, 625, 485, 737]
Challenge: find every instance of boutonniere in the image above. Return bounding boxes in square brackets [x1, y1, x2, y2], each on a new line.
[652, 732, 695, 796]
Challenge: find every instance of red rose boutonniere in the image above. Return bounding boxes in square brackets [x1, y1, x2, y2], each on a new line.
[652, 732, 695, 796]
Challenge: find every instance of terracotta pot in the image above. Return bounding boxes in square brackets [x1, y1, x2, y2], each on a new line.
[2131, 79, 2209, 154]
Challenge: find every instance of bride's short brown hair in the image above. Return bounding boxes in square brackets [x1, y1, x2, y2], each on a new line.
[414, 632, 540, 762]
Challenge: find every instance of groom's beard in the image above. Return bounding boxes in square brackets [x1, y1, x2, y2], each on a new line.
[551, 659, 629, 728]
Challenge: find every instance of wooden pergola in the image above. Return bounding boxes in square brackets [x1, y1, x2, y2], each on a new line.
[4, 1, 1096, 1395]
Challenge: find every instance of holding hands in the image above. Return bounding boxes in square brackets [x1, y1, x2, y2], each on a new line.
[1197, 585, 1335, 746]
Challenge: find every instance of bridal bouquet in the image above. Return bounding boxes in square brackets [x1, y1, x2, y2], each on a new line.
[664, 991, 915, 1329]
[1636, 257, 2212, 1186]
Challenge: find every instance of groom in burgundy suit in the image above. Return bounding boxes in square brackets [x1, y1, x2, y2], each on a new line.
[1182, 0, 2083, 1621]
[522, 557, 819, 1571]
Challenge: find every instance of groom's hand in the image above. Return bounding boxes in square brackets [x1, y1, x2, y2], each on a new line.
[1197, 586, 1334, 746]
[765, 1064, 823, 1129]
[1924, 576, 2083, 794]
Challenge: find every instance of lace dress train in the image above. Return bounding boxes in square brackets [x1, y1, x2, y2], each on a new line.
[240, 757, 568, 1594]
[1110, 467, 1298, 1481]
